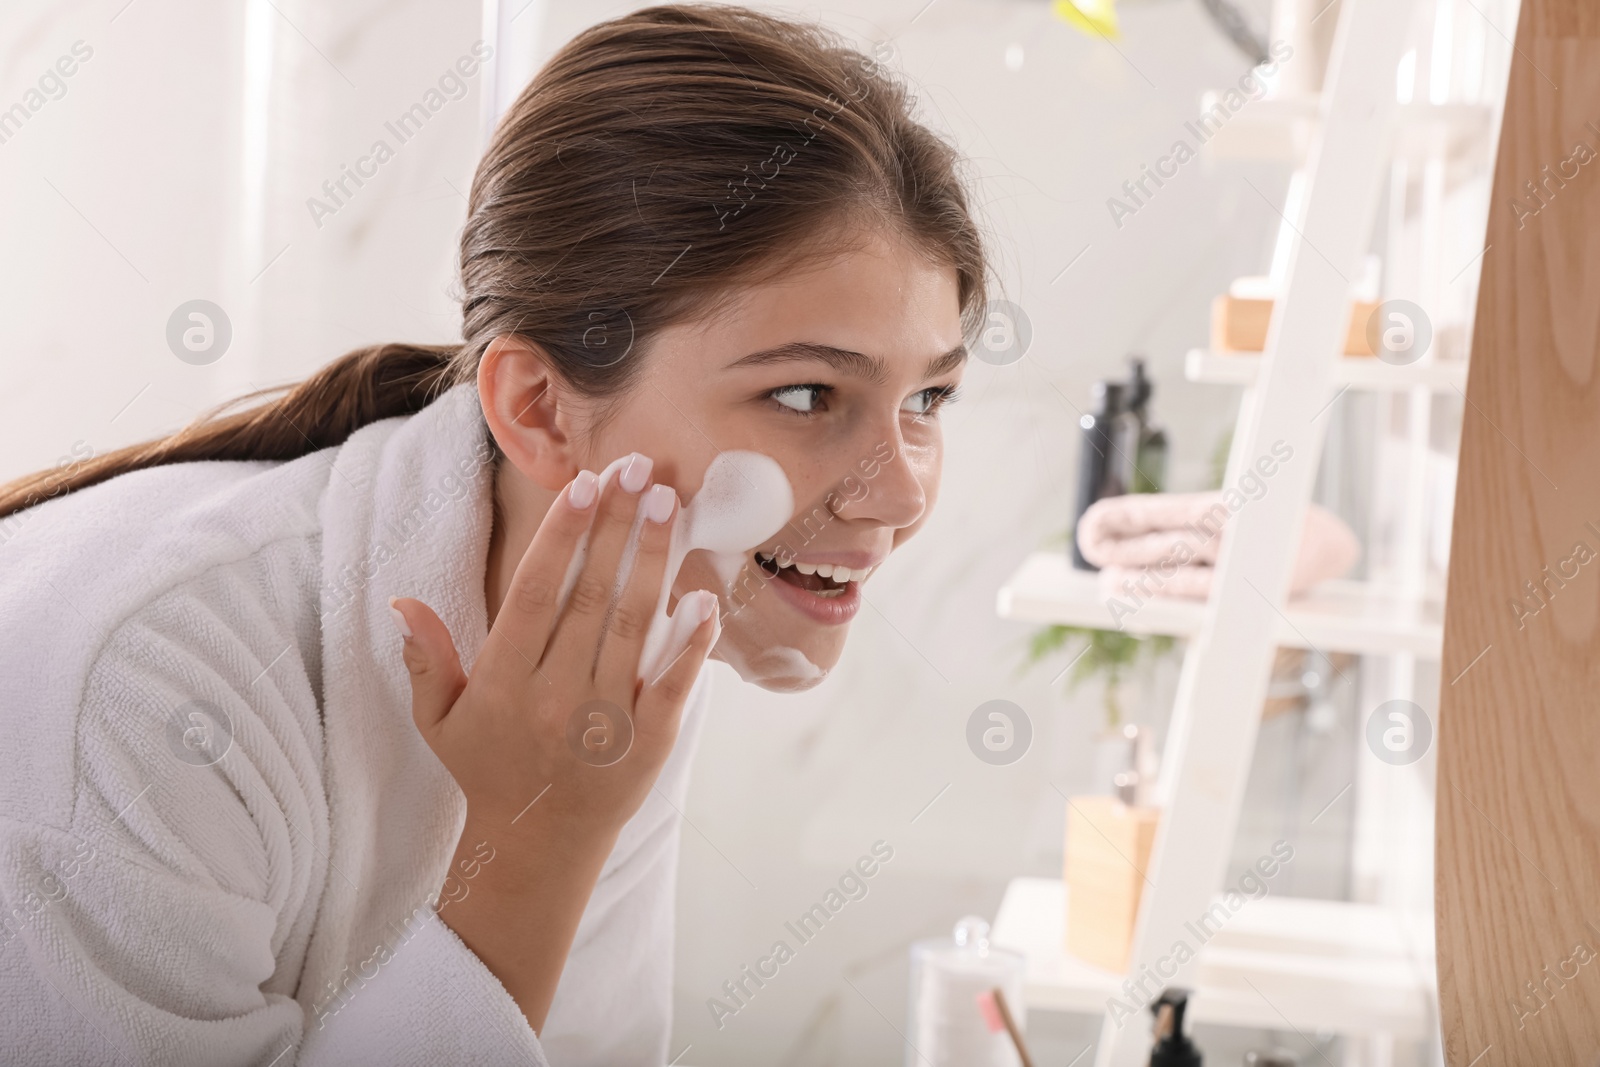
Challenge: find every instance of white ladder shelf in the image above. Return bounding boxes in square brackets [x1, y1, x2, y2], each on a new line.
[990, 0, 1511, 1060]
[1088, 3, 1416, 1058]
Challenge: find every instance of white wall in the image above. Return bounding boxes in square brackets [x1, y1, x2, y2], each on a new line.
[0, 0, 481, 478]
[0, 1, 1286, 1063]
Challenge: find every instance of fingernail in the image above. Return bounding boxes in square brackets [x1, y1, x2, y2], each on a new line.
[619, 452, 653, 494]
[696, 590, 719, 623]
[642, 483, 677, 524]
[388, 598, 413, 639]
[569, 470, 598, 509]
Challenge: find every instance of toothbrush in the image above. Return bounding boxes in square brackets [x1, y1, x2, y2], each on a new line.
[976, 987, 1036, 1067]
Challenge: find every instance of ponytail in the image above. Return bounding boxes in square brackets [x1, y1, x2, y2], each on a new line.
[0, 343, 460, 523]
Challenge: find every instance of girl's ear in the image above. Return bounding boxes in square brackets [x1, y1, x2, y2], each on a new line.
[477, 335, 582, 491]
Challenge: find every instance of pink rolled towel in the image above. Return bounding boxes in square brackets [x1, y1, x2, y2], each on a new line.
[1076, 491, 1360, 599]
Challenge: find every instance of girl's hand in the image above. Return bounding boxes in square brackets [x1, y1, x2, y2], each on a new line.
[385, 455, 719, 1032]
[392, 454, 719, 838]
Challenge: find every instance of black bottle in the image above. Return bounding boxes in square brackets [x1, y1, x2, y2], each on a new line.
[1071, 380, 1130, 570]
[1148, 988, 1202, 1067]
[1125, 358, 1168, 494]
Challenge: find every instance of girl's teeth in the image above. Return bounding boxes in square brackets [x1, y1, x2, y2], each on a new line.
[754, 552, 866, 585]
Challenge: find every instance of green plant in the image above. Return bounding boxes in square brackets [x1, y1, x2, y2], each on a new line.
[1209, 424, 1232, 490]
[1024, 624, 1176, 731]
[1037, 491, 1187, 731]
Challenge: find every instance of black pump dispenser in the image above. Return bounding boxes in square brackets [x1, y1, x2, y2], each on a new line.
[1124, 356, 1167, 494]
[1071, 380, 1129, 569]
[1148, 988, 1201, 1067]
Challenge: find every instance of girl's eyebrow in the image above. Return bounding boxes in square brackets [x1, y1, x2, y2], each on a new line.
[726, 341, 968, 384]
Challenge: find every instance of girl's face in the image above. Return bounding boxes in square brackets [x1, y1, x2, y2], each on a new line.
[581, 226, 966, 690]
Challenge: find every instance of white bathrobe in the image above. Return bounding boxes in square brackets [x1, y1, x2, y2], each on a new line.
[0, 381, 710, 1066]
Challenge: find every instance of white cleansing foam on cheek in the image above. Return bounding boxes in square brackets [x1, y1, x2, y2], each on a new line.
[637, 451, 793, 682]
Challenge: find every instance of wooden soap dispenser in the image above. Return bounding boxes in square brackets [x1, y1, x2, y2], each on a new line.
[1064, 724, 1161, 972]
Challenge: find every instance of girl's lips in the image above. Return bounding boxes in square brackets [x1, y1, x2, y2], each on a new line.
[763, 565, 862, 625]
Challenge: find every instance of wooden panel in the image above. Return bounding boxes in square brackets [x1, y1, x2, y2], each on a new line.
[1437, 2, 1600, 1063]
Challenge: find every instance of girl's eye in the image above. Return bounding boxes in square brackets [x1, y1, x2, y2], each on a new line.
[902, 384, 961, 417]
[765, 383, 960, 417]
[768, 384, 829, 415]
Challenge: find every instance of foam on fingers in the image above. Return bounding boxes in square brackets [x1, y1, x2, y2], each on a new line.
[647, 589, 719, 686]
[547, 449, 794, 684]
[637, 451, 793, 681]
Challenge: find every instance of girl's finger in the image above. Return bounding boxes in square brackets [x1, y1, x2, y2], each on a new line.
[633, 590, 719, 745]
[595, 483, 677, 686]
[391, 596, 468, 738]
[492, 470, 600, 670]
[545, 453, 653, 673]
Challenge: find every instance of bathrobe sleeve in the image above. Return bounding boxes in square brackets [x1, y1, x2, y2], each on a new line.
[0, 597, 548, 1067]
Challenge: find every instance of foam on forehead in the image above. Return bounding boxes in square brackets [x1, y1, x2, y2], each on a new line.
[683, 450, 793, 554]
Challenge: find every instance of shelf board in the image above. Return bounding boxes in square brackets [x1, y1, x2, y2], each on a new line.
[1200, 95, 1492, 165]
[1185, 348, 1468, 392]
[997, 552, 1442, 658]
[990, 877, 1434, 1038]
[1203, 96, 1490, 130]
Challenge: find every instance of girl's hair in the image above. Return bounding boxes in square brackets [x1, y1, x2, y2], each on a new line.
[0, 3, 987, 522]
